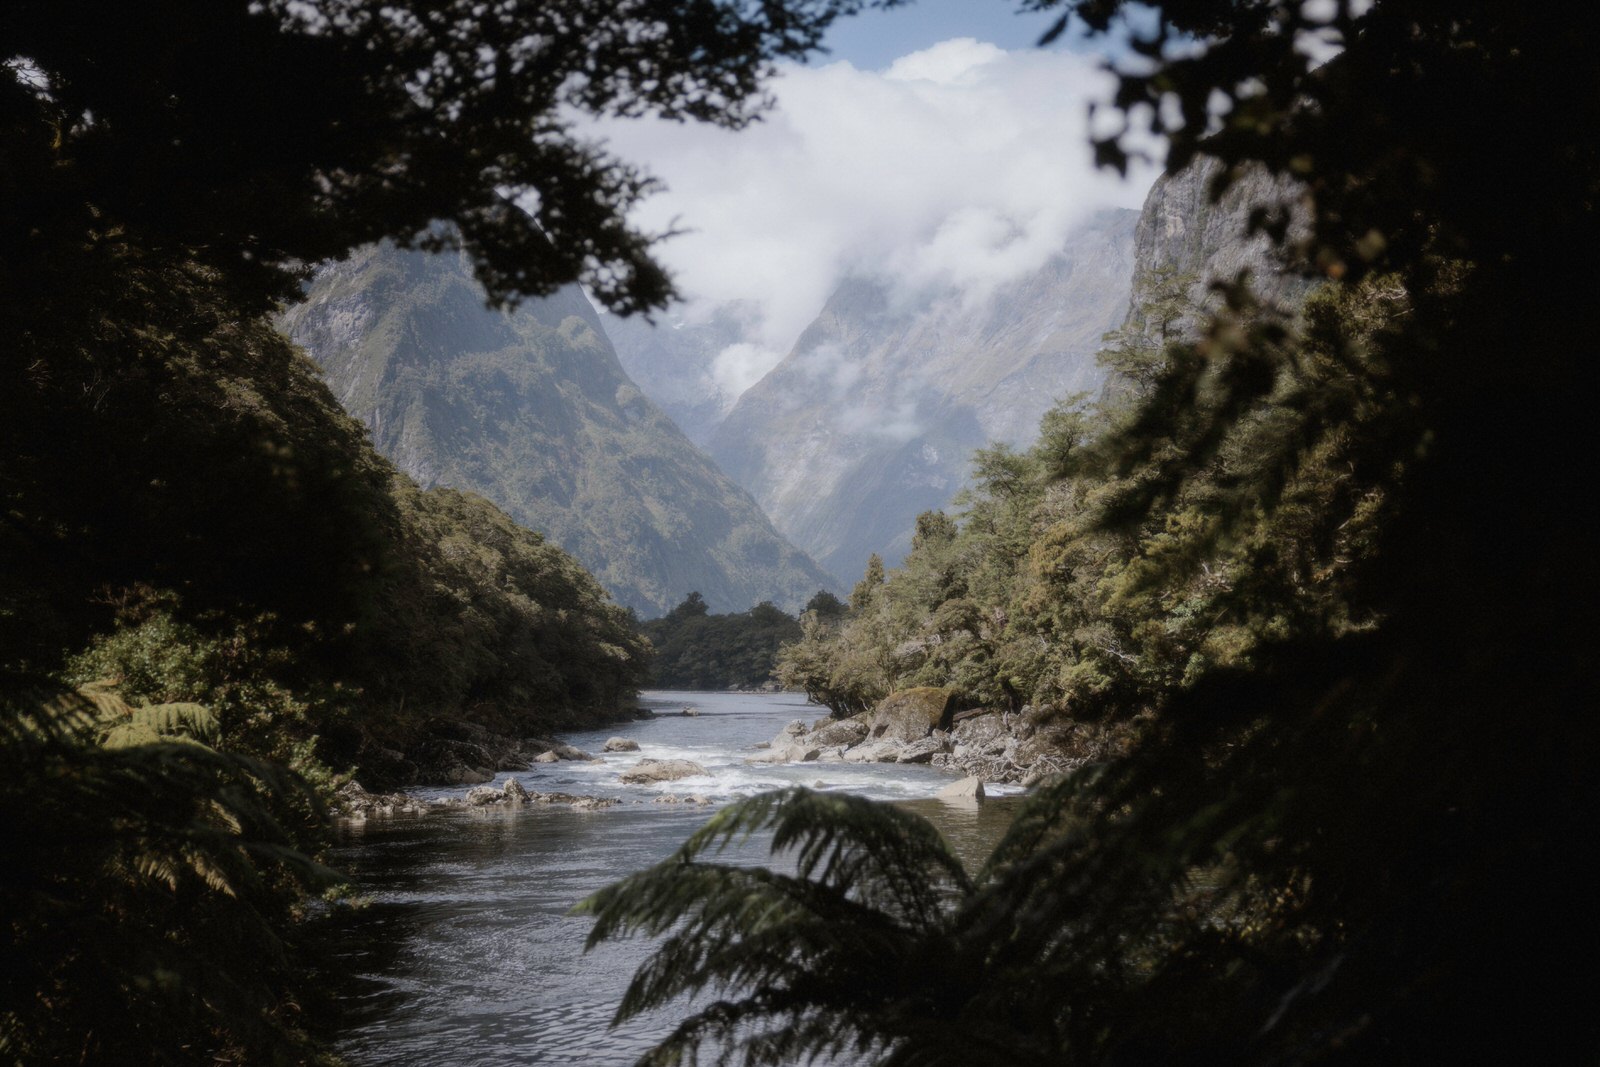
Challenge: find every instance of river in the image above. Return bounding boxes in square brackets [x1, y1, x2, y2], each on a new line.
[327, 690, 1023, 1066]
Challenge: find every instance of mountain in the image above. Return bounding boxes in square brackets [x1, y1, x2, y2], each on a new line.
[706, 208, 1139, 582]
[278, 243, 838, 616]
[599, 301, 766, 450]
[1111, 157, 1317, 356]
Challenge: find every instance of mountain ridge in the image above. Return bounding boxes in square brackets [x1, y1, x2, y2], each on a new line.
[706, 208, 1139, 581]
[279, 243, 839, 617]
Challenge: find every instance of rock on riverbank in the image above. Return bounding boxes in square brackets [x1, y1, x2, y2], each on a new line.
[332, 778, 620, 818]
[748, 688, 1114, 786]
[618, 758, 709, 784]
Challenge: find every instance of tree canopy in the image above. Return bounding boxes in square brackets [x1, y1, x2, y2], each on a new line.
[2, 0, 897, 315]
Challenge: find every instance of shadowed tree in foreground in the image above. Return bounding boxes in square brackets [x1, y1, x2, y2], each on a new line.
[2, 1, 900, 1060]
[586, 2, 1600, 1062]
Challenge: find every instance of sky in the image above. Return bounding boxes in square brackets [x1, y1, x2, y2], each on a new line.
[816, 0, 1082, 72]
[588, 2, 1162, 399]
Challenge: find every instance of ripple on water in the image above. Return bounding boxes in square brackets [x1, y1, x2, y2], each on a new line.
[331, 691, 1023, 1065]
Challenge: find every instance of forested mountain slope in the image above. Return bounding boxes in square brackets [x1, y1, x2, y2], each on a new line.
[280, 244, 838, 615]
[709, 209, 1138, 580]
[776, 155, 1325, 762]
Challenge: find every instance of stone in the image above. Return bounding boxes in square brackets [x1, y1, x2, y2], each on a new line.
[868, 688, 956, 743]
[553, 744, 594, 761]
[533, 750, 560, 764]
[950, 711, 1008, 752]
[842, 740, 902, 764]
[745, 742, 822, 765]
[603, 736, 641, 752]
[936, 776, 986, 801]
[806, 716, 870, 748]
[897, 736, 949, 764]
[681, 706, 701, 717]
[332, 781, 427, 818]
[503, 777, 529, 801]
[465, 786, 502, 806]
[619, 758, 708, 784]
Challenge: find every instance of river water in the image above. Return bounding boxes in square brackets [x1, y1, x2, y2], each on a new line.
[327, 690, 1023, 1066]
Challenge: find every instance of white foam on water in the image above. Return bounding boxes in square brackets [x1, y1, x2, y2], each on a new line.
[415, 690, 1025, 807]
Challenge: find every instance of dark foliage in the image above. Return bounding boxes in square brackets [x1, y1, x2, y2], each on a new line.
[4, 1, 885, 1058]
[599, 1, 1600, 1062]
[0, 682, 336, 1065]
[1, 249, 650, 776]
[2, 0, 900, 315]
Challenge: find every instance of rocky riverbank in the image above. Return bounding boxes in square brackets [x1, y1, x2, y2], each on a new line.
[332, 775, 719, 820]
[354, 706, 659, 789]
[748, 687, 1128, 786]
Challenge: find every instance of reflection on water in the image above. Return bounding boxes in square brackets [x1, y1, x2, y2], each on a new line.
[327, 691, 1023, 1066]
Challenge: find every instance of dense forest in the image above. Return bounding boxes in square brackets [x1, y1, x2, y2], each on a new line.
[0, 0, 884, 1060]
[587, 2, 1600, 1064]
[642, 592, 842, 690]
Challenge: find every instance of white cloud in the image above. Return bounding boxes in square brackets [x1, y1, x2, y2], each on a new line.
[838, 398, 924, 442]
[590, 37, 1158, 388]
[797, 343, 863, 396]
[709, 341, 786, 399]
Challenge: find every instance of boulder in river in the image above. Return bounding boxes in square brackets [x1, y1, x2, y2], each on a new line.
[620, 758, 708, 784]
[603, 737, 640, 752]
[332, 781, 427, 818]
[746, 743, 822, 765]
[936, 776, 986, 801]
[465, 785, 503, 806]
[503, 777, 529, 801]
[533, 750, 560, 764]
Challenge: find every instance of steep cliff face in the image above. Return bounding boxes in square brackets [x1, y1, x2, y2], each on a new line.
[279, 243, 837, 616]
[1110, 156, 1318, 368]
[707, 209, 1139, 582]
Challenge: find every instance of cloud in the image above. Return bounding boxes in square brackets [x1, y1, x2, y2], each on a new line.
[838, 399, 924, 443]
[797, 343, 863, 396]
[590, 37, 1157, 388]
[709, 341, 786, 400]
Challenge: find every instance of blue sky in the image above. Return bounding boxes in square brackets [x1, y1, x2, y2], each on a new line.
[817, 1, 1160, 71]
[818, 0, 1071, 71]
